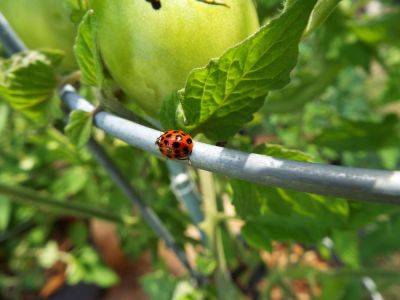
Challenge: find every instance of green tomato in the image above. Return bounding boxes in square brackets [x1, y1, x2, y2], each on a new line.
[0, 0, 76, 70]
[91, 0, 259, 117]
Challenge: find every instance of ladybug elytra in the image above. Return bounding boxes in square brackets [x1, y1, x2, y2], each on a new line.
[155, 130, 194, 161]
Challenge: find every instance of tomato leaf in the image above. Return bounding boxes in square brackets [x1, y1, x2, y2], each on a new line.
[332, 230, 360, 268]
[265, 64, 341, 114]
[65, 110, 93, 149]
[305, 0, 342, 35]
[0, 50, 63, 124]
[141, 270, 178, 300]
[50, 166, 90, 198]
[313, 114, 400, 151]
[350, 11, 400, 46]
[74, 10, 104, 86]
[179, 0, 317, 140]
[159, 92, 182, 130]
[231, 144, 349, 249]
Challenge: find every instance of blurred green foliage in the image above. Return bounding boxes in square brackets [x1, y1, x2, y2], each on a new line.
[0, 0, 400, 299]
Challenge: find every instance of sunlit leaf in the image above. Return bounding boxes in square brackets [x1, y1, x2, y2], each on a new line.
[74, 10, 104, 86]
[306, 0, 342, 35]
[65, 110, 93, 149]
[170, 0, 317, 140]
[0, 50, 63, 123]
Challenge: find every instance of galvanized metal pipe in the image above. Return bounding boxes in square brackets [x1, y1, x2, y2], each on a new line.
[61, 85, 400, 204]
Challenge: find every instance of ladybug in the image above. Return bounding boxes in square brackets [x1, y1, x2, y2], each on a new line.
[155, 130, 194, 161]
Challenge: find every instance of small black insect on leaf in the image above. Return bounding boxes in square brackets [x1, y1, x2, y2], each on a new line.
[196, 0, 229, 7]
[145, 0, 161, 9]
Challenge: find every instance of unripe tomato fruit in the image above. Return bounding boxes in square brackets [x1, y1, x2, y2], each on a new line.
[90, 0, 259, 117]
[0, 0, 76, 70]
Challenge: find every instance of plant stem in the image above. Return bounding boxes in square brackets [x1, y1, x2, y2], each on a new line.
[59, 71, 82, 88]
[0, 183, 135, 225]
[167, 161, 206, 244]
[199, 170, 237, 299]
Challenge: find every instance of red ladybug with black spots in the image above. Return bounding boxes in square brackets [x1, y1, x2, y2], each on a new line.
[156, 130, 194, 161]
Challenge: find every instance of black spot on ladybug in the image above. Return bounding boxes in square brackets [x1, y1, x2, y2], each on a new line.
[173, 130, 179, 133]
[166, 133, 172, 138]
[183, 146, 189, 154]
[186, 138, 192, 144]
[174, 149, 181, 155]
[172, 142, 180, 149]
[175, 135, 182, 141]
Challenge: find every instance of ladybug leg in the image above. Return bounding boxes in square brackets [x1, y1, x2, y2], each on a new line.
[177, 157, 192, 165]
[195, 0, 229, 7]
[155, 137, 160, 146]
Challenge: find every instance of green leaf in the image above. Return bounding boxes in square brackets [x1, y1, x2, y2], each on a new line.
[231, 144, 349, 249]
[64, 0, 90, 24]
[236, 186, 348, 246]
[65, 110, 93, 149]
[77, 246, 99, 265]
[265, 64, 341, 114]
[66, 257, 87, 285]
[172, 281, 205, 300]
[196, 253, 217, 276]
[0, 104, 9, 135]
[231, 179, 261, 217]
[346, 202, 393, 230]
[332, 230, 359, 268]
[0, 50, 63, 123]
[305, 0, 342, 35]
[141, 270, 178, 300]
[313, 114, 400, 151]
[350, 11, 400, 46]
[319, 276, 360, 300]
[179, 0, 317, 140]
[242, 222, 272, 251]
[65, 246, 119, 287]
[68, 221, 89, 247]
[318, 9, 373, 69]
[360, 216, 400, 261]
[50, 166, 90, 198]
[253, 0, 282, 21]
[254, 144, 314, 162]
[74, 10, 104, 86]
[159, 92, 182, 130]
[87, 265, 119, 287]
[0, 196, 12, 232]
[245, 215, 327, 244]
